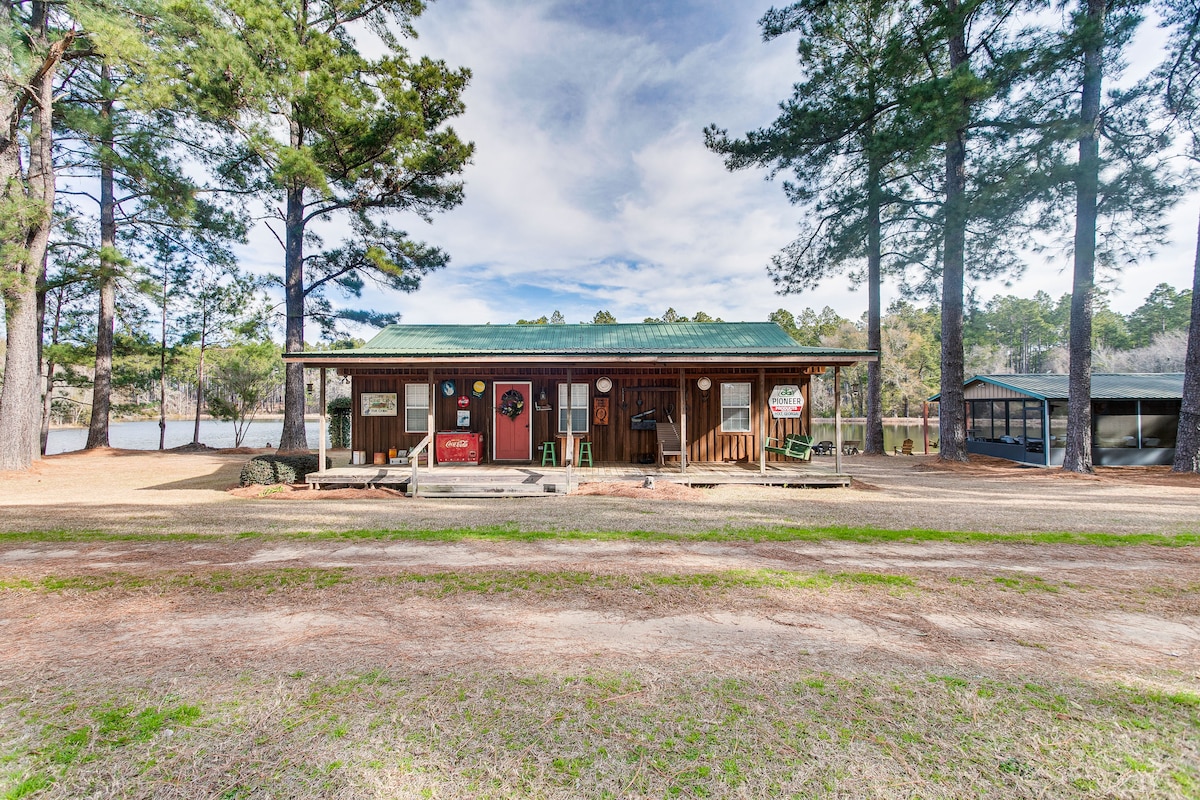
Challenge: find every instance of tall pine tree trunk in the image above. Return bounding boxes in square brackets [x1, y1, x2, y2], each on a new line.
[865, 145, 884, 455]
[279, 172, 309, 452]
[1063, 0, 1106, 474]
[1173, 207, 1200, 472]
[938, 2, 970, 463]
[86, 65, 116, 450]
[0, 8, 67, 471]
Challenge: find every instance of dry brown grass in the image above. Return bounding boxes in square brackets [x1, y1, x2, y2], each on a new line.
[0, 450, 1198, 798]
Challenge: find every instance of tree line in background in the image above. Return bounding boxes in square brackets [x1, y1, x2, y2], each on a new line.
[0, 1, 470, 470]
[773, 281, 1192, 417]
[706, 0, 1200, 474]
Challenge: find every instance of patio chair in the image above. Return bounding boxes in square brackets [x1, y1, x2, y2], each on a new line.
[895, 438, 914, 455]
[764, 433, 814, 461]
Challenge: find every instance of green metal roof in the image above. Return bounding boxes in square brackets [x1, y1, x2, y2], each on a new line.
[950, 373, 1184, 401]
[291, 323, 875, 359]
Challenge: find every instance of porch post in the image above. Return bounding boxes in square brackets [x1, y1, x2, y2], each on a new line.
[318, 367, 327, 470]
[834, 366, 843, 474]
[758, 368, 766, 475]
[679, 368, 687, 473]
[566, 367, 574, 467]
[427, 369, 436, 469]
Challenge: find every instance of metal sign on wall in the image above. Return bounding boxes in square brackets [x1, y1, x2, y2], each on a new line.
[768, 385, 805, 418]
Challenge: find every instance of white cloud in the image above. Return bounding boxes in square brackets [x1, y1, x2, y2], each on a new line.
[242, 0, 1198, 336]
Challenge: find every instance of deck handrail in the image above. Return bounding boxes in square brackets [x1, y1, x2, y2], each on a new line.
[408, 433, 433, 496]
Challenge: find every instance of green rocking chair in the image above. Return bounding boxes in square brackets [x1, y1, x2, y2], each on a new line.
[763, 433, 815, 461]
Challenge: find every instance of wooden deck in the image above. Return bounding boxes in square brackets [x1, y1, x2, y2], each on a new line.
[305, 460, 851, 496]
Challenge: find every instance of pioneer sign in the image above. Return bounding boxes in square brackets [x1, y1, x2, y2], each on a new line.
[768, 385, 805, 419]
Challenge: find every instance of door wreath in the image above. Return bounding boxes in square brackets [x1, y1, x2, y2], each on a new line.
[499, 389, 526, 419]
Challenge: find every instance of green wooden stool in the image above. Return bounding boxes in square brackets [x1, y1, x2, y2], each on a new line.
[577, 441, 593, 467]
[540, 441, 557, 467]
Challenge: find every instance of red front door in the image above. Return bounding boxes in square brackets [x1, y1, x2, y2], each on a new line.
[493, 381, 532, 461]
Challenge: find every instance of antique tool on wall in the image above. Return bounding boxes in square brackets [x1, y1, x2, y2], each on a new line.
[630, 407, 657, 430]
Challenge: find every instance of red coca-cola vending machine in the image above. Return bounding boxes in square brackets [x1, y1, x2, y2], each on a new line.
[435, 431, 482, 465]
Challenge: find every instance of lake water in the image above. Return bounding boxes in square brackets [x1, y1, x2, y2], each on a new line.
[46, 419, 938, 455]
[46, 419, 321, 455]
[811, 421, 940, 454]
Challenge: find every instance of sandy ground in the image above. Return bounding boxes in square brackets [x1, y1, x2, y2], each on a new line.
[0, 449, 1197, 693]
[1, 446, 1199, 535]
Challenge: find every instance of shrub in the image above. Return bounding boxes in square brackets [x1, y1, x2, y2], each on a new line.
[239, 454, 332, 486]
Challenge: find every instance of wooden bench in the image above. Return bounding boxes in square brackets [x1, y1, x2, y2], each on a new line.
[656, 422, 683, 466]
[764, 433, 814, 461]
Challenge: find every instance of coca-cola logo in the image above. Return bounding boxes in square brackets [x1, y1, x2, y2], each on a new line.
[443, 440, 469, 447]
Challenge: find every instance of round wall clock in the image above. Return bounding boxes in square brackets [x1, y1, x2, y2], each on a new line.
[595, 376, 613, 393]
[697, 377, 712, 391]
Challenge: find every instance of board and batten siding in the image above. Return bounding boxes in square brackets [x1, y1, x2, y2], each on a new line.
[346, 366, 817, 464]
[963, 384, 1033, 400]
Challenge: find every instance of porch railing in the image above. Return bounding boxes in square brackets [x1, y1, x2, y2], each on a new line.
[408, 433, 433, 496]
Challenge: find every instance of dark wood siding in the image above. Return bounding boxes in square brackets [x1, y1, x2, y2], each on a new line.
[346, 364, 819, 464]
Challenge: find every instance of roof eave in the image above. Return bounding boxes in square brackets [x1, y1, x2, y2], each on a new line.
[284, 352, 878, 367]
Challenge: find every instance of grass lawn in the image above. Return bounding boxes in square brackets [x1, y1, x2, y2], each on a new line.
[1, 526, 1197, 799]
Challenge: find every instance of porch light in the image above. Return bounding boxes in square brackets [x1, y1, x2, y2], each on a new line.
[305, 382, 314, 395]
[538, 388, 548, 405]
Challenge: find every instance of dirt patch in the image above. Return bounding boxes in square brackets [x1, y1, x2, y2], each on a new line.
[573, 480, 707, 500]
[228, 484, 407, 500]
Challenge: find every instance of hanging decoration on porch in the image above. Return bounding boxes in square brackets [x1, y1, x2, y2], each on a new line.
[471, 380, 486, 398]
[440, 380, 456, 397]
[457, 395, 470, 409]
[768, 385, 804, 419]
[499, 389, 526, 419]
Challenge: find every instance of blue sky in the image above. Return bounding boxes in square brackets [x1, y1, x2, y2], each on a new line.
[237, 0, 1199, 335]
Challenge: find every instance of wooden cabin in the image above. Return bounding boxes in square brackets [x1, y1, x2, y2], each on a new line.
[285, 322, 876, 469]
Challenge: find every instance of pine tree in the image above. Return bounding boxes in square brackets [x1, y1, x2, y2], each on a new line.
[1161, 0, 1200, 472]
[1030, 0, 1179, 473]
[195, 0, 473, 451]
[0, 2, 159, 470]
[706, 0, 929, 455]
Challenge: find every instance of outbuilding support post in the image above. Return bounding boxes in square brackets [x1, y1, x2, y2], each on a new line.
[318, 367, 327, 470]
[834, 366, 843, 474]
[1043, 400, 1051, 467]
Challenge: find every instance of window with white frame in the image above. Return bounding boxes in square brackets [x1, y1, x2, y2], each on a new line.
[557, 383, 589, 433]
[721, 382, 752, 432]
[404, 383, 430, 433]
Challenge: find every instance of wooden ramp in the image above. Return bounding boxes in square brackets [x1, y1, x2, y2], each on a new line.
[305, 466, 571, 497]
[306, 461, 850, 494]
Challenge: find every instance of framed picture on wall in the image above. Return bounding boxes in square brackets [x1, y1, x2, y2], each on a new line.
[361, 392, 398, 416]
